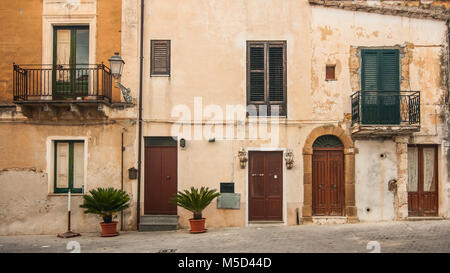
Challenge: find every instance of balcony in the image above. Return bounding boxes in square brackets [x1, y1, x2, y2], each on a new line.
[350, 91, 420, 137]
[13, 64, 112, 104]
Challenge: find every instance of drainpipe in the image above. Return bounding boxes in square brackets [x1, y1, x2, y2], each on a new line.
[120, 128, 125, 231]
[136, 0, 145, 231]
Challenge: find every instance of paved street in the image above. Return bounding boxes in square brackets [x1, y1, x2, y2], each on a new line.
[1, 220, 450, 253]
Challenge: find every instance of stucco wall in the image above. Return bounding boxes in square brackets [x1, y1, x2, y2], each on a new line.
[0, 122, 136, 235]
[355, 139, 397, 221]
[0, 0, 43, 103]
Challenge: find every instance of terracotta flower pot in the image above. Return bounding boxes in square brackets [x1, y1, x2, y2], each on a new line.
[189, 218, 206, 233]
[100, 221, 119, 237]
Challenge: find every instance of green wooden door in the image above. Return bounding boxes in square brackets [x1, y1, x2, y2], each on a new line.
[53, 26, 89, 99]
[361, 49, 400, 124]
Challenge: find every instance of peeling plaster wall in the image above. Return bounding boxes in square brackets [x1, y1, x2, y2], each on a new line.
[0, 122, 137, 235]
[355, 139, 396, 221]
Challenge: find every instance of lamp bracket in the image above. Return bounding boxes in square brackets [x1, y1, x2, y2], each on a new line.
[115, 79, 133, 104]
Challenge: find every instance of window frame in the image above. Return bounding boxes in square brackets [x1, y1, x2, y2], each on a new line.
[246, 40, 287, 117]
[150, 39, 171, 76]
[53, 140, 84, 194]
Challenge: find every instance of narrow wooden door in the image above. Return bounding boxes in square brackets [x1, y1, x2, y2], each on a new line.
[144, 146, 177, 215]
[248, 151, 283, 221]
[408, 145, 438, 217]
[312, 149, 344, 216]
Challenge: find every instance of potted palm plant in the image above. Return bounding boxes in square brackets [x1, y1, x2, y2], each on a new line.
[172, 186, 220, 233]
[80, 187, 131, 237]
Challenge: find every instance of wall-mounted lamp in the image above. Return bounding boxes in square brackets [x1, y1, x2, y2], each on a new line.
[238, 147, 248, 169]
[285, 149, 294, 169]
[180, 138, 186, 148]
[109, 52, 133, 103]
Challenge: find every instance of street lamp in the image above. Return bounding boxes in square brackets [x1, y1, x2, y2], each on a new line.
[109, 52, 125, 80]
[109, 52, 132, 103]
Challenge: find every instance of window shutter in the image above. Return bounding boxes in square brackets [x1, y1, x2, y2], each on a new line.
[249, 44, 265, 103]
[380, 50, 399, 91]
[268, 45, 284, 102]
[362, 50, 379, 91]
[151, 40, 170, 75]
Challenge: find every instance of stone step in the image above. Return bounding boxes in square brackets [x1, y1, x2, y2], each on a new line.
[407, 217, 445, 221]
[312, 216, 348, 225]
[139, 215, 179, 231]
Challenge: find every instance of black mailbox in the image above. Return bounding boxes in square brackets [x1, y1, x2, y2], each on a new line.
[220, 182, 234, 193]
[128, 167, 138, 180]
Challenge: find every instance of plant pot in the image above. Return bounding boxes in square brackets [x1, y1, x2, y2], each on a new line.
[189, 218, 206, 233]
[100, 221, 119, 237]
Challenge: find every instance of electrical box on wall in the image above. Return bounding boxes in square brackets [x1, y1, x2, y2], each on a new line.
[217, 193, 240, 209]
[217, 182, 240, 209]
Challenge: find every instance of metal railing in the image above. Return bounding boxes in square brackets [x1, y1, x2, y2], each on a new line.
[351, 91, 420, 126]
[13, 64, 112, 102]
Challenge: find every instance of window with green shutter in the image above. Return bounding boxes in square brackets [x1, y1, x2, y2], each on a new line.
[247, 41, 286, 116]
[361, 49, 400, 124]
[54, 140, 84, 193]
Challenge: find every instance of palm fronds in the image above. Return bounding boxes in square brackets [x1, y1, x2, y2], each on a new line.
[171, 186, 220, 220]
[80, 187, 131, 223]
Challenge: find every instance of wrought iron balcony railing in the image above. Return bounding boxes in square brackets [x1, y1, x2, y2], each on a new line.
[351, 91, 420, 126]
[13, 64, 112, 103]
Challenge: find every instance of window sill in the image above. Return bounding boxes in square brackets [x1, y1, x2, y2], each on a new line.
[48, 193, 84, 196]
[150, 74, 170, 77]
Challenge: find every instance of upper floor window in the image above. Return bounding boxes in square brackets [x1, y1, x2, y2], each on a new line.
[247, 41, 287, 116]
[151, 40, 171, 76]
[53, 26, 90, 97]
[361, 49, 399, 91]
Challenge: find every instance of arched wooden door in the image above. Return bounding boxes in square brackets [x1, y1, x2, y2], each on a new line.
[312, 135, 345, 216]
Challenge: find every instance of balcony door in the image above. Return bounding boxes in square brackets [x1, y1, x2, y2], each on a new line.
[53, 26, 89, 99]
[361, 49, 400, 124]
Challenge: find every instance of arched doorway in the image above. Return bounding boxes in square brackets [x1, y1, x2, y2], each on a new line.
[312, 135, 344, 216]
[302, 125, 358, 223]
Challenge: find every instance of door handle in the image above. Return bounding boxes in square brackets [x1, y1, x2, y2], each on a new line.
[166, 176, 171, 180]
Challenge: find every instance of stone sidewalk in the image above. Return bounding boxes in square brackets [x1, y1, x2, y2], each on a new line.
[1, 220, 450, 253]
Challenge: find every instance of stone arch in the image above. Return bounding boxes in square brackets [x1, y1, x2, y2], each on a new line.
[302, 125, 358, 223]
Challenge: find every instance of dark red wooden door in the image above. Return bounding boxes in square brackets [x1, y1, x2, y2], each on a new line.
[408, 145, 438, 217]
[249, 151, 283, 221]
[144, 146, 177, 215]
[312, 149, 344, 216]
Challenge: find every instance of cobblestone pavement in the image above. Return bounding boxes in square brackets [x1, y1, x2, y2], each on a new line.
[1, 220, 450, 253]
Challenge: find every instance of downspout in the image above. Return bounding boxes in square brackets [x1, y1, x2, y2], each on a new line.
[137, 0, 145, 231]
[120, 129, 125, 231]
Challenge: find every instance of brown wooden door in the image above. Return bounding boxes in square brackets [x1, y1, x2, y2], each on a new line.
[312, 149, 344, 216]
[408, 145, 438, 217]
[248, 151, 283, 221]
[144, 146, 177, 215]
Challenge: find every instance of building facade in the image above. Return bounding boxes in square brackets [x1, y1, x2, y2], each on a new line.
[0, 0, 449, 234]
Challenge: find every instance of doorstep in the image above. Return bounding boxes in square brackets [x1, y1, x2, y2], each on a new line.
[406, 216, 445, 221]
[312, 216, 348, 225]
[248, 221, 285, 227]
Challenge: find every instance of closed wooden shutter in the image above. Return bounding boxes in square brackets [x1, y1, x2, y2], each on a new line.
[151, 40, 170, 75]
[249, 44, 265, 103]
[362, 49, 399, 91]
[247, 41, 286, 116]
[380, 50, 399, 91]
[361, 50, 379, 91]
